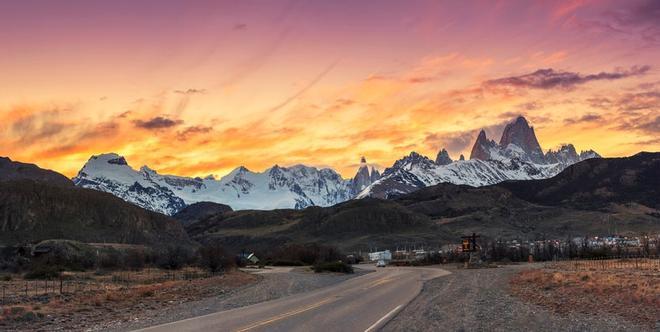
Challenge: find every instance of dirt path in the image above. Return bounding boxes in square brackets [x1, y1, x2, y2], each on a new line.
[383, 264, 650, 332]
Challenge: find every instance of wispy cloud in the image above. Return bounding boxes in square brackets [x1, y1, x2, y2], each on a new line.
[269, 61, 339, 112]
[484, 66, 650, 90]
[173, 88, 206, 95]
[564, 113, 604, 125]
[133, 116, 183, 130]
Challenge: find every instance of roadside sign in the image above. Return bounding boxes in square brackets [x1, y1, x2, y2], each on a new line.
[460, 233, 480, 252]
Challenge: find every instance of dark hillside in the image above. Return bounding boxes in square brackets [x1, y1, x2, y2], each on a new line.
[0, 180, 191, 247]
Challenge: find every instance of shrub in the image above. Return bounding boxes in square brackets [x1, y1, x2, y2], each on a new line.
[312, 261, 353, 274]
[1, 274, 12, 281]
[265, 244, 344, 266]
[156, 245, 195, 270]
[125, 249, 146, 270]
[24, 265, 61, 280]
[98, 250, 123, 270]
[198, 243, 234, 272]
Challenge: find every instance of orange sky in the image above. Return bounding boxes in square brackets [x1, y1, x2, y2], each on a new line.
[1, 0, 659, 178]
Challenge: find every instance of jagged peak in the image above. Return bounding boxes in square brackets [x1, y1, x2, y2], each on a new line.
[139, 165, 157, 174]
[435, 148, 453, 166]
[470, 129, 495, 161]
[89, 152, 125, 163]
[228, 165, 251, 177]
[514, 115, 529, 125]
[476, 129, 488, 141]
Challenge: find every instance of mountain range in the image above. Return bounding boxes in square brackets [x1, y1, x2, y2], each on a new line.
[0, 142, 656, 251]
[184, 152, 660, 253]
[71, 116, 600, 214]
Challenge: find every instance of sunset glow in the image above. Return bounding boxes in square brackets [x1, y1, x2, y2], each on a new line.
[1, 0, 659, 178]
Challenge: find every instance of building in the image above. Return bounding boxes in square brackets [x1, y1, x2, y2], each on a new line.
[369, 250, 392, 262]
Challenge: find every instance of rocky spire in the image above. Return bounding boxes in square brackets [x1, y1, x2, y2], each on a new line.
[499, 116, 545, 163]
[435, 148, 453, 165]
[351, 157, 374, 193]
[459, 154, 465, 161]
[469, 130, 496, 160]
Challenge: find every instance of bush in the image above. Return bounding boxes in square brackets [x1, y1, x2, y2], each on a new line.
[312, 261, 353, 274]
[125, 249, 146, 270]
[31, 240, 95, 271]
[198, 243, 235, 272]
[98, 250, 123, 270]
[1, 275, 12, 281]
[156, 245, 195, 270]
[265, 244, 343, 266]
[24, 266, 62, 280]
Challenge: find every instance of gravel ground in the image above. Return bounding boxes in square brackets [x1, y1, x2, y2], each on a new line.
[383, 264, 650, 332]
[101, 268, 362, 331]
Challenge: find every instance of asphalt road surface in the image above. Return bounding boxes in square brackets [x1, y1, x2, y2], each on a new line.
[136, 265, 450, 332]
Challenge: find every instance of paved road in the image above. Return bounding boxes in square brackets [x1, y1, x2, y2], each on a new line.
[136, 265, 450, 332]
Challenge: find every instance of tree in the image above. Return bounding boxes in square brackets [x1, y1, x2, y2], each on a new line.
[198, 243, 234, 272]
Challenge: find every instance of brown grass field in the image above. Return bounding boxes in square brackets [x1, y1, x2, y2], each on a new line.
[511, 260, 660, 327]
[0, 268, 258, 330]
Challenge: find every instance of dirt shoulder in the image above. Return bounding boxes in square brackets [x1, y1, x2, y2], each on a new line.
[383, 264, 651, 332]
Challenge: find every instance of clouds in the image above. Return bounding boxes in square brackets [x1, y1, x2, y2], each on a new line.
[173, 88, 206, 95]
[424, 131, 474, 156]
[133, 116, 184, 130]
[618, 115, 660, 134]
[177, 125, 213, 141]
[485, 66, 650, 90]
[563, 113, 604, 125]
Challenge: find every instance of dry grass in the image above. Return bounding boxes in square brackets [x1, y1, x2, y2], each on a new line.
[511, 266, 659, 327]
[0, 268, 258, 331]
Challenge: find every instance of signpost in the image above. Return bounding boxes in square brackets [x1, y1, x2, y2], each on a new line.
[461, 233, 480, 252]
[460, 233, 481, 267]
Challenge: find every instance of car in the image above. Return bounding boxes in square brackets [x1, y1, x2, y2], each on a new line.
[376, 260, 387, 267]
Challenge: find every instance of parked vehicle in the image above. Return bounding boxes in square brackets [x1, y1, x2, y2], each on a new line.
[376, 260, 387, 267]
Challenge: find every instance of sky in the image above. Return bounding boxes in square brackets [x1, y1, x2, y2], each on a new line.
[1, 0, 659, 179]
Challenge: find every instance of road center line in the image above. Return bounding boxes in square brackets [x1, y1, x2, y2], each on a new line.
[234, 298, 333, 332]
[363, 277, 393, 290]
[364, 304, 403, 332]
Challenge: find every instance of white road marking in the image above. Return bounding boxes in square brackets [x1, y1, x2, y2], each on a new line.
[364, 304, 403, 332]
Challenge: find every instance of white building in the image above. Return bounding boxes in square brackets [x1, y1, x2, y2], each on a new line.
[369, 250, 392, 262]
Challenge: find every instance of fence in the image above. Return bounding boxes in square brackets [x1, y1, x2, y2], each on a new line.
[544, 256, 660, 272]
[0, 268, 221, 307]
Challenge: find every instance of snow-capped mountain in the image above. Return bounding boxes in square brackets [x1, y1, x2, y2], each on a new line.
[73, 153, 353, 215]
[358, 116, 600, 199]
[73, 116, 601, 213]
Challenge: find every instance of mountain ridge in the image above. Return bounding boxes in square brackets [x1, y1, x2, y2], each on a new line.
[71, 116, 599, 214]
